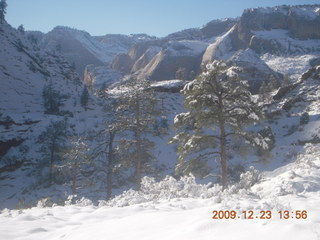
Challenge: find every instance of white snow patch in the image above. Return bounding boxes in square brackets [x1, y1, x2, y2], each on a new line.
[1, 145, 320, 240]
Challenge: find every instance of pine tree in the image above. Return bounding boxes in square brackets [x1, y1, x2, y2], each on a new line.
[259, 75, 279, 102]
[42, 81, 66, 114]
[37, 120, 68, 186]
[0, 0, 7, 24]
[92, 97, 122, 200]
[116, 77, 160, 190]
[172, 60, 267, 188]
[17, 24, 25, 34]
[80, 85, 89, 110]
[63, 137, 91, 195]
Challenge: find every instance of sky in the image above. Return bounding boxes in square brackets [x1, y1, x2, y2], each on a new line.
[6, 0, 320, 37]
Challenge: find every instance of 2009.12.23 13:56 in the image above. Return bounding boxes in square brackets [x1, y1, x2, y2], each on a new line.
[212, 210, 308, 219]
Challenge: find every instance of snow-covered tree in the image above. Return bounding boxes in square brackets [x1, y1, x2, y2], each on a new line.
[116, 77, 161, 190]
[172, 60, 267, 188]
[37, 119, 68, 186]
[258, 75, 279, 102]
[91, 97, 123, 200]
[42, 81, 67, 114]
[0, 0, 7, 24]
[63, 137, 91, 195]
[80, 85, 89, 110]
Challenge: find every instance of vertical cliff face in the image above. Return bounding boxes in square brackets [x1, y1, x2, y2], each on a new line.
[110, 19, 236, 81]
[83, 64, 123, 89]
[230, 5, 320, 52]
[137, 41, 208, 81]
[200, 5, 320, 92]
[40, 27, 105, 75]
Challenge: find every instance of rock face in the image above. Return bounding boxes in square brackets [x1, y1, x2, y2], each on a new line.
[84, 65, 123, 89]
[40, 27, 155, 77]
[108, 19, 237, 81]
[41, 27, 104, 75]
[203, 5, 320, 63]
[111, 53, 134, 73]
[38, 5, 320, 92]
[201, 19, 238, 39]
[138, 41, 208, 81]
[229, 5, 320, 51]
[228, 49, 282, 92]
[200, 5, 320, 91]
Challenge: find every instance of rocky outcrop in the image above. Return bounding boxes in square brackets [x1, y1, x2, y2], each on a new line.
[111, 53, 134, 73]
[202, 5, 320, 63]
[41, 27, 155, 78]
[84, 64, 123, 88]
[201, 26, 235, 66]
[41, 27, 104, 75]
[230, 5, 320, 50]
[131, 46, 162, 73]
[228, 49, 282, 92]
[139, 41, 208, 81]
[201, 18, 237, 39]
[288, 6, 320, 40]
[109, 19, 237, 78]
[200, 5, 320, 92]
[0, 139, 25, 158]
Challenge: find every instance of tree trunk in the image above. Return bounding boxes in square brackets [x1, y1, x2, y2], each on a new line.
[219, 120, 228, 189]
[135, 129, 142, 190]
[218, 93, 228, 189]
[134, 100, 142, 191]
[72, 157, 78, 195]
[49, 143, 55, 186]
[106, 131, 115, 200]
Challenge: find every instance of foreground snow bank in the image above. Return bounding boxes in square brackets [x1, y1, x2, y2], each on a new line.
[0, 144, 320, 240]
[107, 167, 261, 207]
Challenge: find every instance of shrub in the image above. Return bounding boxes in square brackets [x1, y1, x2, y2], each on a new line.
[300, 112, 310, 125]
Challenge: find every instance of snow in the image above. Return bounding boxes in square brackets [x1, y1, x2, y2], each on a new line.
[291, 6, 320, 20]
[151, 79, 185, 89]
[202, 25, 235, 64]
[2, 7, 320, 240]
[166, 40, 209, 56]
[42, 27, 151, 65]
[84, 65, 123, 88]
[261, 54, 317, 80]
[251, 5, 320, 19]
[1, 144, 320, 239]
[252, 29, 320, 50]
[251, 29, 320, 79]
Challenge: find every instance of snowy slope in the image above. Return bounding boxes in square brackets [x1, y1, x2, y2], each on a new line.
[0, 23, 109, 209]
[0, 143, 319, 240]
[41, 27, 151, 64]
[253, 29, 320, 80]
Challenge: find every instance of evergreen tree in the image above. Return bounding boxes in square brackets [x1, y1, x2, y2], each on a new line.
[80, 85, 89, 110]
[92, 97, 122, 200]
[42, 81, 66, 114]
[63, 137, 91, 195]
[258, 75, 279, 102]
[172, 60, 267, 188]
[0, 0, 7, 24]
[116, 77, 161, 190]
[300, 112, 310, 125]
[17, 24, 25, 34]
[37, 120, 68, 186]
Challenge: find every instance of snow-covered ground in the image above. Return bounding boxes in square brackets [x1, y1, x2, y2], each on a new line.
[1, 144, 319, 240]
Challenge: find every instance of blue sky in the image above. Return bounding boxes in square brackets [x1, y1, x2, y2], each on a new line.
[6, 0, 320, 37]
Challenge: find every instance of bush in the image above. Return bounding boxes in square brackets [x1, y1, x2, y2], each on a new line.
[258, 126, 275, 150]
[300, 112, 310, 125]
[107, 175, 220, 207]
